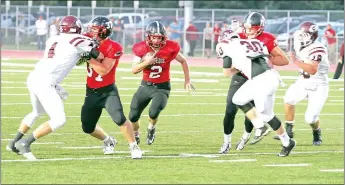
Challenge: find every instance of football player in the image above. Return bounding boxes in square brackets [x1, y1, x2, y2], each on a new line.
[217, 30, 296, 157]
[129, 21, 194, 145]
[218, 12, 291, 154]
[272, 22, 329, 146]
[80, 16, 142, 159]
[6, 15, 103, 160]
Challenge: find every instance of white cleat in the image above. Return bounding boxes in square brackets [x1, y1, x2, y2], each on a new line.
[218, 142, 231, 154]
[130, 144, 143, 159]
[103, 136, 117, 155]
[236, 135, 251, 150]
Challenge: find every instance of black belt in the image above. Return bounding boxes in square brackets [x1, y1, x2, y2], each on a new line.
[86, 84, 114, 94]
[141, 80, 170, 90]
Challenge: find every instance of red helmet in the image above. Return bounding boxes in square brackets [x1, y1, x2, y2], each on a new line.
[218, 29, 240, 43]
[296, 21, 319, 47]
[59, 15, 82, 34]
[243, 12, 265, 39]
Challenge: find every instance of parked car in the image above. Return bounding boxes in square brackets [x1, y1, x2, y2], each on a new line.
[107, 13, 149, 29]
[265, 17, 302, 35]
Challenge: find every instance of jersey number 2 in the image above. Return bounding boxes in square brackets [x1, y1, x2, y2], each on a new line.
[149, 66, 162, 79]
[87, 64, 103, 81]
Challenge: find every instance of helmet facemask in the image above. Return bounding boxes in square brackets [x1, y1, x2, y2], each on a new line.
[243, 23, 263, 39]
[146, 34, 166, 49]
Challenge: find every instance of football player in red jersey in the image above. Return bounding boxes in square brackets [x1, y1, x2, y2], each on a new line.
[129, 21, 194, 145]
[81, 16, 142, 159]
[219, 12, 291, 154]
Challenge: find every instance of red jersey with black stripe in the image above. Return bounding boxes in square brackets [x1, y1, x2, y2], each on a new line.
[86, 38, 123, 88]
[132, 40, 180, 83]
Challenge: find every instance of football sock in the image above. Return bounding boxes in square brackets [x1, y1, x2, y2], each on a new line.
[129, 142, 137, 148]
[279, 132, 291, 147]
[148, 123, 155, 130]
[223, 134, 231, 144]
[26, 133, 37, 145]
[103, 135, 110, 142]
[13, 131, 24, 143]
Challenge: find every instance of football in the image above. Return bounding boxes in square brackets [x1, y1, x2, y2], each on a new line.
[141, 52, 156, 69]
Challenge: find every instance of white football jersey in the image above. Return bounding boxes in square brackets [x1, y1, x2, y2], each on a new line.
[32, 33, 94, 86]
[295, 41, 330, 85]
[216, 38, 269, 79]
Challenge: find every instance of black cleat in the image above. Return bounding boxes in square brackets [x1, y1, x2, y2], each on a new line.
[147, 128, 156, 145]
[6, 140, 20, 154]
[312, 128, 322, 146]
[278, 139, 296, 157]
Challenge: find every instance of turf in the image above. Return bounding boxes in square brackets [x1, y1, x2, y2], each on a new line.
[1, 59, 344, 184]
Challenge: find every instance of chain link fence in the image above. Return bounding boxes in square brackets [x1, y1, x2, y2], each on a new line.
[1, 5, 343, 62]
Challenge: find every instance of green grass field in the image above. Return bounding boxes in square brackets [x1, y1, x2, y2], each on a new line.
[1, 59, 344, 184]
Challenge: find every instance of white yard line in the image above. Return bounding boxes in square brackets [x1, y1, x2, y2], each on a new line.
[263, 163, 311, 167]
[2, 102, 343, 106]
[1, 128, 343, 137]
[319, 169, 344, 172]
[1, 93, 344, 99]
[1, 113, 344, 120]
[2, 150, 343, 163]
[209, 159, 257, 163]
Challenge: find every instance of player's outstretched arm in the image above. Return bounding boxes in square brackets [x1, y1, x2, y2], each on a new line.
[288, 52, 319, 75]
[269, 46, 290, 66]
[88, 57, 116, 76]
[132, 53, 157, 74]
[175, 53, 195, 91]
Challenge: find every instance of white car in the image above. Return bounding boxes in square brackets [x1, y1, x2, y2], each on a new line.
[276, 21, 344, 51]
[106, 13, 149, 29]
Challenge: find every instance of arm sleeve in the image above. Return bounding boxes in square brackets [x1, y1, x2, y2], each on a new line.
[266, 39, 278, 53]
[223, 56, 233, 69]
[108, 43, 123, 59]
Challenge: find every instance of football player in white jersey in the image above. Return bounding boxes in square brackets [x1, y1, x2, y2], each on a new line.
[230, 19, 243, 34]
[6, 15, 104, 160]
[216, 30, 296, 157]
[273, 22, 329, 145]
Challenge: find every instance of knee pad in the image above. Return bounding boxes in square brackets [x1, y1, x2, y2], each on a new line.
[22, 111, 43, 128]
[284, 86, 298, 105]
[149, 108, 163, 120]
[267, 116, 282, 131]
[305, 113, 319, 124]
[111, 111, 127, 126]
[129, 109, 141, 123]
[238, 102, 254, 113]
[48, 116, 66, 132]
[81, 122, 96, 134]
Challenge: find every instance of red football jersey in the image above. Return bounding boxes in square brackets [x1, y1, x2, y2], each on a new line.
[239, 31, 277, 53]
[86, 39, 123, 89]
[132, 40, 180, 83]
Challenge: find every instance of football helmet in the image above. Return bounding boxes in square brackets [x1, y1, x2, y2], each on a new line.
[59, 15, 82, 34]
[243, 12, 265, 39]
[295, 21, 319, 47]
[218, 29, 240, 43]
[145, 21, 167, 49]
[88, 16, 113, 40]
